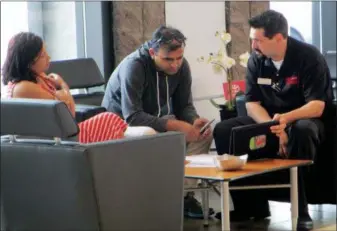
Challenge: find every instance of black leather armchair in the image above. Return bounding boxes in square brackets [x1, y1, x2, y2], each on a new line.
[1, 98, 185, 231]
[235, 95, 337, 204]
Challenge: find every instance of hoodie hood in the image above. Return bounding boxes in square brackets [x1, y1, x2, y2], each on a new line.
[137, 41, 156, 69]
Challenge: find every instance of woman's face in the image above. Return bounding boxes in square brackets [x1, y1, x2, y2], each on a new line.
[31, 43, 50, 74]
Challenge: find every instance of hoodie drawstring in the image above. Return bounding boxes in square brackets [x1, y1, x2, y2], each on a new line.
[156, 72, 170, 117]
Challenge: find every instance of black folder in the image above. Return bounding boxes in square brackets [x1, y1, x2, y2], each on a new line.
[229, 120, 280, 155]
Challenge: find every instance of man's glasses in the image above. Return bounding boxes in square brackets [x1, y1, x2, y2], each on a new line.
[154, 34, 186, 45]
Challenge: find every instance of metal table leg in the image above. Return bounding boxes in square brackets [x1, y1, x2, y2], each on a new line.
[221, 181, 230, 231]
[290, 167, 298, 230]
[201, 180, 209, 226]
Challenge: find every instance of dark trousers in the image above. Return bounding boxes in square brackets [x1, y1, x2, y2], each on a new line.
[213, 116, 325, 216]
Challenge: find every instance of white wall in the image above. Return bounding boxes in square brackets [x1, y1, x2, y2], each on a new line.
[165, 2, 227, 123]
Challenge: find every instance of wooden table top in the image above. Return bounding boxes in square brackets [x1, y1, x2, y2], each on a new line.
[185, 159, 313, 182]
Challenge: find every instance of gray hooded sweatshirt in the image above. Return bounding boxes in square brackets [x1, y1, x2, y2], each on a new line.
[101, 42, 199, 132]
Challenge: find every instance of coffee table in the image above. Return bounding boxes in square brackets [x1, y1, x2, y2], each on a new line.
[185, 158, 313, 231]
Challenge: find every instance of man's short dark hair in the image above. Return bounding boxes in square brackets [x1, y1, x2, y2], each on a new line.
[248, 10, 288, 39]
[149, 25, 187, 52]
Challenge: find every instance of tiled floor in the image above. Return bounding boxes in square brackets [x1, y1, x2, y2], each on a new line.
[184, 191, 336, 231]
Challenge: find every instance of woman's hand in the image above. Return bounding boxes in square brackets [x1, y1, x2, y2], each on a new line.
[55, 89, 76, 117]
[48, 73, 69, 90]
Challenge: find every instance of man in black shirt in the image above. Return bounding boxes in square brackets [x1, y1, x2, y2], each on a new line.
[213, 10, 334, 228]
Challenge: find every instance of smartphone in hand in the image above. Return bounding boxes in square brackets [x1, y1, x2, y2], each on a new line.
[200, 119, 215, 134]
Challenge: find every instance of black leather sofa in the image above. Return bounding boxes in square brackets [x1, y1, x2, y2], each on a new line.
[47, 58, 107, 122]
[1, 98, 185, 231]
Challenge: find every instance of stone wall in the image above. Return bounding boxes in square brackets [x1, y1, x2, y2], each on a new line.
[111, 1, 268, 75]
[112, 1, 165, 65]
[225, 1, 269, 80]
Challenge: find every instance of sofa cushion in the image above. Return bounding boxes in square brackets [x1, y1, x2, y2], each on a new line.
[73, 92, 105, 106]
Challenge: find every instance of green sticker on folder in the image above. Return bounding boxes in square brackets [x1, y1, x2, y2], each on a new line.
[249, 135, 267, 150]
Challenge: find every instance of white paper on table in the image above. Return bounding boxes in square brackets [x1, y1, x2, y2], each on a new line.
[185, 154, 217, 167]
[185, 154, 235, 211]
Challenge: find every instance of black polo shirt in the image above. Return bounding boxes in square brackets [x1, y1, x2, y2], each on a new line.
[245, 36, 334, 117]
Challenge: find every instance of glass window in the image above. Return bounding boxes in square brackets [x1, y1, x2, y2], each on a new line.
[270, 1, 312, 44]
[1, 2, 29, 69]
[0, 2, 83, 94]
[41, 2, 79, 61]
[1, 1, 107, 95]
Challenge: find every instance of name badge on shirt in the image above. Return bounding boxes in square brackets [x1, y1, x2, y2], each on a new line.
[257, 78, 272, 85]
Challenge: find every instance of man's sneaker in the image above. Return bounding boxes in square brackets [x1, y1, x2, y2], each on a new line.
[184, 192, 214, 219]
[298, 211, 313, 229]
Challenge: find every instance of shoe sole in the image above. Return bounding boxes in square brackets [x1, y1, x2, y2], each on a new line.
[184, 213, 213, 219]
[184, 209, 215, 219]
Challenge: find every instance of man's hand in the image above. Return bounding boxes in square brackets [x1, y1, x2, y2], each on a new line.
[271, 113, 287, 136]
[166, 120, 201, 142]
[278, 130, 289, 158]
[193, 118, 212, 139]
[182, 123, 201, 142]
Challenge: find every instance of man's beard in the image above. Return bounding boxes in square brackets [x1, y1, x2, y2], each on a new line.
[164, 66, 181, 75]
[254, 48, 262, 55]
[254, 49, 266, 58]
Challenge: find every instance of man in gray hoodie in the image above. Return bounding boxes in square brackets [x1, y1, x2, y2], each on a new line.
[102, 25, 214, 218]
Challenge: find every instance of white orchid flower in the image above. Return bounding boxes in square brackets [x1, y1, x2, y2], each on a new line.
[215, 31, 231, 44]
[207, 52, 236, 74]
[210, 60, 224, 74]
[198, 30, 248, 110]
[223, 56, 236, 69]
[220, 32, 231, 44]
[239, 51, 250, 68]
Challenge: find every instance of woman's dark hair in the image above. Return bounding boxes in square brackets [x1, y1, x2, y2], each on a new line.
[248, 10, 288, 39]
[149, 25, 187, 52]
[2, 32, 43, 85]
